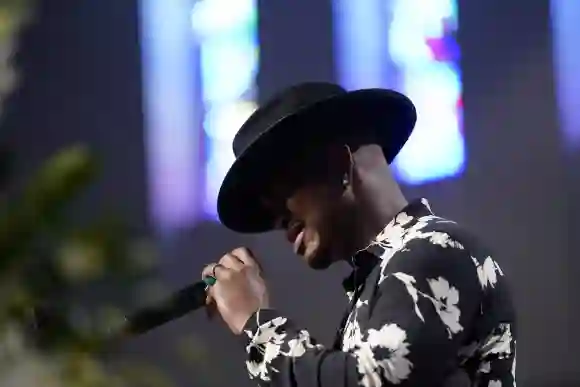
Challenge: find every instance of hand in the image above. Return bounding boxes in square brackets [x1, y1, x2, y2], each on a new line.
[202, 247, 269, 335]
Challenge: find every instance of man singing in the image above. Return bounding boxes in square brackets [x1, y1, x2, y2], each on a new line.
[201, 82, 516, 386]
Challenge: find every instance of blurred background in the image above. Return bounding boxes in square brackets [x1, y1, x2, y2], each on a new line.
[0, 0, 579, 386]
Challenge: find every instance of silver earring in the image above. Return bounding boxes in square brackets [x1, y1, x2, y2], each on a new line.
[342, 174, 349, 188]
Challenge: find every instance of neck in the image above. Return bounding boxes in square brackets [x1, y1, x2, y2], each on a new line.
[343, 192, 407, 266]
[354, 185, 407, 251]
[349, 148, 408, 255]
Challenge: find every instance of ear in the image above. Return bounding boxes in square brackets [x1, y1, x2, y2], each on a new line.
[322, 144, 353, 194]
[326, 143, 352, 177]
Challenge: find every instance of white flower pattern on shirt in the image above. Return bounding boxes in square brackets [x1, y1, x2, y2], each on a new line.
[245, 317, 288, 381]
[479, 323, 514, 359]
[427, 277, 463, 337]
[241, 199, 516, 387]
[391, 273, 424, 322]
[285, 330, 322, 357]
[473, 256, 504, 289]
[355, 324, 413, 386]
[512, 349, 516, 384]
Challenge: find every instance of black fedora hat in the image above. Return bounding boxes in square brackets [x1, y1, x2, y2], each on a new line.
[217, 82, 417, 233]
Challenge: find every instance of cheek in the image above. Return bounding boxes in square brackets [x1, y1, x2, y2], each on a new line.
[304, 199, 342, 242]
[302, 207, 340, 260]
[288, 185, 342, 234]
[303, 227, 320, 251]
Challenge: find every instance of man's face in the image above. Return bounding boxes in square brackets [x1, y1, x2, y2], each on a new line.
[264, 146, 354, 269]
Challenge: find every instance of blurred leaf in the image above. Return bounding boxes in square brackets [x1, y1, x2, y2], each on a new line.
[0, 145, 96, 265]
[126, 238, 158, 271]
[113, 360, 174, 387]
[174, 334, 211, 367]
[60, 351, 123, 387]
[57, 239, 105, 283]
[0, 1, 182, 386]
[0, 269, 34, 321]
[0, 140, 173, 385]
[93, 306, 126, 337]
[0, 0, 32, 10]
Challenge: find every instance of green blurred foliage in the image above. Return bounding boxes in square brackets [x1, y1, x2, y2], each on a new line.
[0, 145, 165, 386]
[0, 2, 212, 386]
[0, 2, 166, 383]
[0, 0, 31, 38]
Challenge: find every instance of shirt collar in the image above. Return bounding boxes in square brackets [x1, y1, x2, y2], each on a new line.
[342, 198, 434, 294]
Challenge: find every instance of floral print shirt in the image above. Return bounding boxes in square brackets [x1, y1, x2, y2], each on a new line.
[242, 199, 517, 386]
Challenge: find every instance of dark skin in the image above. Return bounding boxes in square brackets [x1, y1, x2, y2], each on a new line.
[202, 142, 408, 334]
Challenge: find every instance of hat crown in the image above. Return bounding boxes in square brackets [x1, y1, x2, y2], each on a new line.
[232, 82, 347, 157]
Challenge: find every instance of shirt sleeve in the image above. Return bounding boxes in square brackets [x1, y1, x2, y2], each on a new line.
[241, 235, 483, 387]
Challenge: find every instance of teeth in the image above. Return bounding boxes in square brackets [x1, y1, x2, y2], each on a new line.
[294, 230, 305, 254]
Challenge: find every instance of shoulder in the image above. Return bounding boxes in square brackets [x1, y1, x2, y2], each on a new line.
[400, 212, 493, 257]
[394, 213, 484, 257]
[387, 214, 510, 296]
[379, 215, 491, 285]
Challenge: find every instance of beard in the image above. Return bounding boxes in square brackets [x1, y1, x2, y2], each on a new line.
[304, 197, 359, 270]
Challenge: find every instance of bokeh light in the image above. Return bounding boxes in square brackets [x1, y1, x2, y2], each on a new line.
[192, 0, 258, 218]
[333, 0, 465, 184]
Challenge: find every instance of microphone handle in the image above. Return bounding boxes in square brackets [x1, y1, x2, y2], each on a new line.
[121, 280, 208, 336]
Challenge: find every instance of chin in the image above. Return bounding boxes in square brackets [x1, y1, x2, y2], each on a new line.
[304, 249, 334, 270]
[308, 260, 333, 270]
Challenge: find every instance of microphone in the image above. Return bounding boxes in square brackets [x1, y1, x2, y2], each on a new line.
[29, 277, 217, 344]
[120, 276, 216, 336]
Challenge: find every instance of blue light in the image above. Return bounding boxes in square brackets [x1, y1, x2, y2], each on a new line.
[333, 0, 465, 184]
[552, 0, 580, 148]
[139, 0, 202, 231]
[191, 0, 259, 218]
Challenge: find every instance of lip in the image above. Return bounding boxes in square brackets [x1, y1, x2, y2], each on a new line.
[286, 221, 304, 244]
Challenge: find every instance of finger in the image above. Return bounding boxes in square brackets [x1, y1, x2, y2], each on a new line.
[231, 247, 263, 272]
[210, 263, 231, 280]
[201, 262, 228, 278]
[201, 266, 217, 319]
[205, 292, 215, 305]
[219, 253, 245, 270]
[205, 294, 217, 320]
[201, 264, 217, 280]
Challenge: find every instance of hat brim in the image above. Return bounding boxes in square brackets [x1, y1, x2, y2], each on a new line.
[216, 88, 417, 233]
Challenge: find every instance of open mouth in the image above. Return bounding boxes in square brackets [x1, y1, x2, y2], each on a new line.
[293, 229, 305, 255]
[286, 221, 305, 254]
